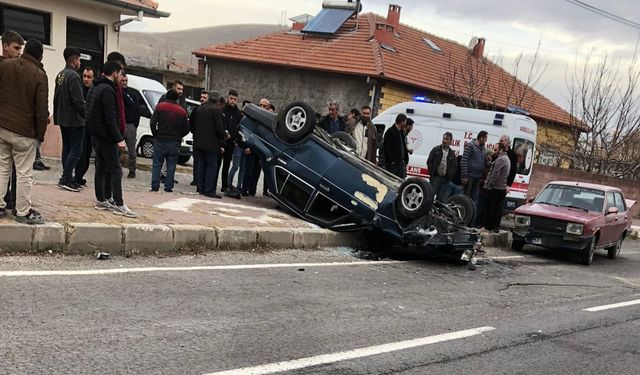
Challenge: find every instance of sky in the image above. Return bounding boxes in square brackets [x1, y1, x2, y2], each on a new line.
[124, 0, 640, 109]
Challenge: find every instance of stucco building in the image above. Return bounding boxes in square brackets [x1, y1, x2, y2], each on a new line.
[194, 4, 573, 165]
[0, 0, 169, 157]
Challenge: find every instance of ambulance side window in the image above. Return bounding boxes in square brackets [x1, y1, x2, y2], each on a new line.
[513, 138, 534, 175]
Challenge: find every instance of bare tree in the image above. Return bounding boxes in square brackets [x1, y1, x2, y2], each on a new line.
[440, 40, 548, 112]
[558, 50, 640, 179]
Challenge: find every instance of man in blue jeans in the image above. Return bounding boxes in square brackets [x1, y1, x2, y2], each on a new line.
[150, 89, 189, 193]
[53, 47, 85, 192]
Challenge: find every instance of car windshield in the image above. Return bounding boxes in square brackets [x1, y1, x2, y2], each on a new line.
[143, 90, 164, 111]
[534, 184, 605, 212]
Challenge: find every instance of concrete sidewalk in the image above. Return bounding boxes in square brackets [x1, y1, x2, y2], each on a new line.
[0, 157, 358, 256]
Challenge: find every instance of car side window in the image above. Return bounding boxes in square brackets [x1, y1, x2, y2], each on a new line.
[279, 173, 314, 212]
[614, 192, 626, 212]
[606, 192, 616, 210]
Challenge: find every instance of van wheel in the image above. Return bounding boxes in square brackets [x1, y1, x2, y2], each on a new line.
[178, 155, 190, 165]
[607, 238, 622, 259]
[446, 194, 476, 226]
[581, 237, 596, 265]
[396, 177, 434, 220]
[275, 101, 316, 144]
[140, 136, 154, 158]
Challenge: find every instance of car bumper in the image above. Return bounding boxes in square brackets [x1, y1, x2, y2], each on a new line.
[511, 227, 592, 249]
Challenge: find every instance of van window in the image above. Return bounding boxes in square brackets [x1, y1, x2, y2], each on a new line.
[513, 138, 534, 175]
[143, 90, 164, 111]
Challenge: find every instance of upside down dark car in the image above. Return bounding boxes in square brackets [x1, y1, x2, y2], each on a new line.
[239, 101, 481, 261]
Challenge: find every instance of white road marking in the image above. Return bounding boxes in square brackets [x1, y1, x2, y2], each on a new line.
[583, 298, 640, 312]
[490, 256, 526, 260]
[204, 326, 495, 375]
[0, 261, 405, 277]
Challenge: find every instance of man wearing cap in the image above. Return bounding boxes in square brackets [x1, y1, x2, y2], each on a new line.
[191, 91, 227, 198]
[53, 47, 85, 192]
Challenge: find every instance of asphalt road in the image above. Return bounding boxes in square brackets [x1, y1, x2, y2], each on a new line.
[1, 241, 639, 375]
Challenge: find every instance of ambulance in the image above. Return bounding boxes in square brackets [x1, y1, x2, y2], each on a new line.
[373, 102, 537, 210]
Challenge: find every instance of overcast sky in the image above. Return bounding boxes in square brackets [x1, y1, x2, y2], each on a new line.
[124, 0, 640, 108]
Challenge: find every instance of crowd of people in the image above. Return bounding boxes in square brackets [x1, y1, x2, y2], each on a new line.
[0, 28, 515, 231]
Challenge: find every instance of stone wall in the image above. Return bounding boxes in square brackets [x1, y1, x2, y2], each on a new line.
[207, 59, 371, 115]
[529, 164, 640, 218]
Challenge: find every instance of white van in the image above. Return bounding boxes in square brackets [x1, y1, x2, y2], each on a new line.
[373, 102, 536, 210]
[126, 74, 195, 165]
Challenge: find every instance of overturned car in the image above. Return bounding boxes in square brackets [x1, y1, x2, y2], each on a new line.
[239, 101, 481, 261]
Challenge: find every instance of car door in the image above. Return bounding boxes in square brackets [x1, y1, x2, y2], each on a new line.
[613, 192, 629, 241]
[602, 192, 618, 245]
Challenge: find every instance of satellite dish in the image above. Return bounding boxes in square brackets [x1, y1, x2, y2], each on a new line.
[468, 36, 479, 49]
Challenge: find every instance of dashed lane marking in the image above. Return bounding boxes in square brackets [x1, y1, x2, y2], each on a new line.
[203, 326, 496, 375]
[583, 298, 640, 312]
[0, 261, 406, 277]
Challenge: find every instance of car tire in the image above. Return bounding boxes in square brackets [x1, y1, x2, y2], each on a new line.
[275, 101, 316, 144]
[511, 240, 525, 251]
[140, 136, 154, 158]
[178, 155, 190, 165]
[331, 131, 357, 152]
[396, 177, 434, 220]
[607, 238, 622, 259]
[581, 237, 596, 265]
[446, 194, 476, 226]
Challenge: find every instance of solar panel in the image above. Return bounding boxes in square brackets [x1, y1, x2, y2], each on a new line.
[302, 8, 354, 35]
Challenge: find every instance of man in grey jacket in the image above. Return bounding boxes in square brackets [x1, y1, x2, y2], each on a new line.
[483, 141, 511, 232]
[460, 130, 488, 204]
[53, 47, 85, 192]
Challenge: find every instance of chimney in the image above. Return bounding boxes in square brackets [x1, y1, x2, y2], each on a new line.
[472, 37, 486, 59]
[374, 22, 395, 49]
[387, 4, 401, 31]
[291, 22, 305, 31]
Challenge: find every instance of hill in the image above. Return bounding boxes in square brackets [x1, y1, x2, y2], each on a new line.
[120, 24, 286, 71]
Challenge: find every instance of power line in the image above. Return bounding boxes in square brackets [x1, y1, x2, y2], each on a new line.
[563, 0, 640, 29]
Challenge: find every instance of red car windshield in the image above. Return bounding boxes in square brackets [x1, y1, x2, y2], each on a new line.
[534, 184, 605, 213]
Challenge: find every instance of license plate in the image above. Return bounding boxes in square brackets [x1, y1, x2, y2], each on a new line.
[507, 201, 516, 208]
[530, 237, 542, 245]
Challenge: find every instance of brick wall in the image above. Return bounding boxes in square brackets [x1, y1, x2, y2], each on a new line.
[529, 164, 640, 218]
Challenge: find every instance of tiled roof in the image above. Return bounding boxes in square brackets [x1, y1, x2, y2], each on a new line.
[94, 0, 169, 17]
[120, 0, 158, 9]
[194, 12, 570, 126]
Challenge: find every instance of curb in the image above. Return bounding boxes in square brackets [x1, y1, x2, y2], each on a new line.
[0, 222, 359, 256]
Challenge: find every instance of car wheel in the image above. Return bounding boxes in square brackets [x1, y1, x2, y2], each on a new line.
[581, 237, 596, 265]
[275, 101, 316, 144]
[446, 194, 476, 226]
[178, 155, 190, 165]
[140, 136, 154, 158]
[396, 177, 434, 220]
[607, 238, 622, 259]
[331, 131, 357, 152]
[511, 240, 525, 251]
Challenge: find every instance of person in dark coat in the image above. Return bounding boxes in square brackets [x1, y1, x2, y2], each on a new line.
[382, 114, 407, 178]
[219, 89, 241, 193]
[150, 89, 189, 193]
[121, 73, 141, 178]
[427, 131, 457, 202]
[53, 47, 85, 192]
[192, 91, 226, 198]
[190, 90, 209, 187]
[318, 102, 346, 134]
[73, 66, 95, 187]
[461, 130, 488, 204]
[86, 60, 136, 217]
[483, 142, 511, 231]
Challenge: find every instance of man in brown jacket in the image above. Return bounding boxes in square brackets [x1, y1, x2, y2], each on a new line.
[0, 39, 49, 224]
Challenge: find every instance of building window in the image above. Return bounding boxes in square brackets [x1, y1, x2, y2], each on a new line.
[0, 4, 52, 45]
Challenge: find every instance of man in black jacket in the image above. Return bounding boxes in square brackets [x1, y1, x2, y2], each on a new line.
[318, 102, 345, 134]
[150, 89, 189, 192]
[86, 60, 137, 217]
[192, 91, 226, 198]
[427, 132, 457, 202]
[383, 114, 407, 178]
[54, 47, 85, 192]
[73, 66, 95, 187]
[219, 89, 241, 193]
[121, 73, 140, 179]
